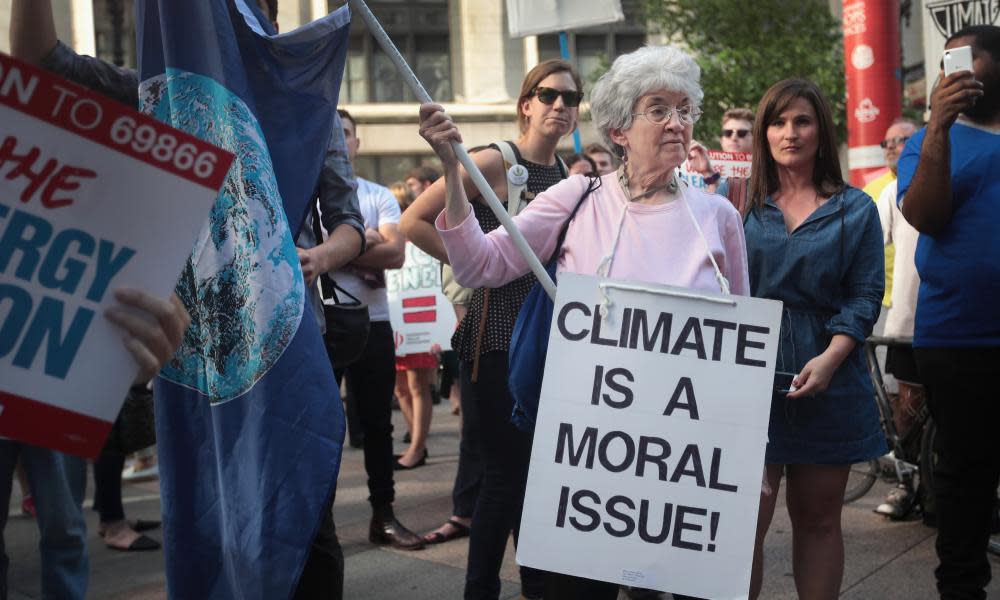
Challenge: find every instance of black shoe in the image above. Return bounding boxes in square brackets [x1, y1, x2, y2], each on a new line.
[369, 509, 424, 550]
[402, 431, 411, 444]
[394, 448, 428, 470]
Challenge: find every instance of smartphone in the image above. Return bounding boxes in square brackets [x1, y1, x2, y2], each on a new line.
[943, 45, 973, 77]
[774, 371, 798, 395]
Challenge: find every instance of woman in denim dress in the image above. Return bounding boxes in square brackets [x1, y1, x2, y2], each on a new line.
[742, 79, 886, 599]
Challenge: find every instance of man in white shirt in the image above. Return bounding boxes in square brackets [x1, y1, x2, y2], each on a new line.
[871, 118, 921, 521]
[315, 109, 423, 550]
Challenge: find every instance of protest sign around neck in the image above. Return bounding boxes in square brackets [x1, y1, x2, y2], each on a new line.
[517, 272, 782, 598]
[0, 53, 232, 458]
[386, 242, 457, 355]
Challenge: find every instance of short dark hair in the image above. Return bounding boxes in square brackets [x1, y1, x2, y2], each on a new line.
[748, 79, 844, 213]
[948, 25, 1000, 62]
[585, 143, 612, 157]
[337, 108, 356, 131]
[406, 165, 441, 185]
[721, 107, 754, 126]
[564, 153, 597, 174]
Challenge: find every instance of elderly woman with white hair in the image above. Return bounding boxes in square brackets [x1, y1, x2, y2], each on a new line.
[418, 45, 749, 598]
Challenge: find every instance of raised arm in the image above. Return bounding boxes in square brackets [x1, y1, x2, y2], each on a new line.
[900, 71, 982, 234]
[400, 103, 508, 262]
[10, 0, 58, 66]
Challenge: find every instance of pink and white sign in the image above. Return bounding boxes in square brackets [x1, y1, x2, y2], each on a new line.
[679, 150, 752, 189]
[0, 53, 232, 458]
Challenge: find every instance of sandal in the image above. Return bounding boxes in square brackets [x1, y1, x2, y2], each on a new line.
[107, 533, 161, 552]
[422, 519, 470, 545]
[132, 519, 161, 533]
[98, 519, 161, 537]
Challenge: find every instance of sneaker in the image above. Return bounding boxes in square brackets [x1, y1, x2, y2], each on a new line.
[122, 463, 159, 483]
[875, 484, 916, 519]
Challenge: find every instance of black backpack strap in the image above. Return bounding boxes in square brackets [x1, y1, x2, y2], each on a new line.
[310, 203, 363, 305]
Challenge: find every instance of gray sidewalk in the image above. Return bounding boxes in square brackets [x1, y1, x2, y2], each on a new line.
[6, 402, 999, 598]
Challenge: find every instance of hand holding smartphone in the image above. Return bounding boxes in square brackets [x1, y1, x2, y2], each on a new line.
[943, 45, 973, 77]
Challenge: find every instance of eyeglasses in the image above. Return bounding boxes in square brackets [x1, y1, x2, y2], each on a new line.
[722, 128, 751, 138]
[632, 104, 702, 126]
[880, 136, 910, 149]
[532, 87, 584, 107]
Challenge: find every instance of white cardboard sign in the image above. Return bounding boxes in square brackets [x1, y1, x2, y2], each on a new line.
[517, 273, 782, 599]
[0, 53, 231, 458]
[386, 242, 457, 356]
[506, 0, 624, 38]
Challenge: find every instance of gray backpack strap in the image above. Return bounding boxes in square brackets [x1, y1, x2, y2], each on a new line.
[496, 141, 528, 217]
[556, 155, 568, 178]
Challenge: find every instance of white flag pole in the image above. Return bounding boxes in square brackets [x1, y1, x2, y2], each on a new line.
[347, 0, 557, 299]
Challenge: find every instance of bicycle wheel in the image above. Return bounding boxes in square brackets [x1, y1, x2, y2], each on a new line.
[844, 459, 880, 503]
[919, 420, 938, 524]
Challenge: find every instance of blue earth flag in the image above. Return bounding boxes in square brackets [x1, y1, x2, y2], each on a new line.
[136, 1, 350, 597]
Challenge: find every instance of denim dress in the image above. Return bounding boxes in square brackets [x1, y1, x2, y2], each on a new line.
[744, 186, 887, 464]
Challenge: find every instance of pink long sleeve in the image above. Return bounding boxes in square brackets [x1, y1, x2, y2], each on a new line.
[436, 175, 591, 288]
[437, 173, 751, 297]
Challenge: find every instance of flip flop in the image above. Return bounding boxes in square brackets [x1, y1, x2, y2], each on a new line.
[98, 519, 161, 537]
[422, 519, 470, 545]
[106, 533, 161, 552]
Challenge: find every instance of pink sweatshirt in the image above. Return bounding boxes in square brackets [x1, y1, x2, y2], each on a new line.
[436, 172, 750, 296]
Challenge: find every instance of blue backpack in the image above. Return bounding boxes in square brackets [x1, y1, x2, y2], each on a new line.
[509, 176, 602, 432]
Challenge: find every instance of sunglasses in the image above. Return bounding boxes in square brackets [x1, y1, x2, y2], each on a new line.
[880, 136, 910, 149]
[532, 87, 584, 108]
[722, 128, 751, 138]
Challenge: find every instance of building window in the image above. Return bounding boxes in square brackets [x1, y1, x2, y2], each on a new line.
[537, 1, 645, 91]
[331, 1, 452, 103]
[93, 0, 136, 68]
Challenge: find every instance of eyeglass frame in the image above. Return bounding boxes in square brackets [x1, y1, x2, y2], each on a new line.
[880, 136, 911, 149]
[722, 128, 751, 138]
[632, 104, 703, 126]
[531, 86, 584, 108]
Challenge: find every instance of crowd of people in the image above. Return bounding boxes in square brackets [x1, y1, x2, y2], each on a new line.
[1, 0, 998, 598]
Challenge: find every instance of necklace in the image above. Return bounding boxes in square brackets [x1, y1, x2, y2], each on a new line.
[617, 165, 679, 202]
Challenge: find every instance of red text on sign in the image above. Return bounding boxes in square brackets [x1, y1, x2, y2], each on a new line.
[0, 136, 96, 209]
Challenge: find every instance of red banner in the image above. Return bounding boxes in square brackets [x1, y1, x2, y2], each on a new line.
[843, 0, 902, 186]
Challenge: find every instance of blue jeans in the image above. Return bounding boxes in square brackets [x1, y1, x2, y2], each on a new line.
[0, 441, 89, 600]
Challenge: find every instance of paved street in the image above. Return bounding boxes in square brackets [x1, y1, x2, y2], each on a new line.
[6, 402, 999, 599]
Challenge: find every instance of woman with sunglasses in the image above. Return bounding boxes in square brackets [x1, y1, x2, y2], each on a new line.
[401, 59, 580, 600]
[415, 45, 749, 600]
[741, 79, 885, 599]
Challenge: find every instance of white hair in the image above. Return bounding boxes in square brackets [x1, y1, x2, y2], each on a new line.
[590, 45, 704, 158]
